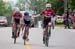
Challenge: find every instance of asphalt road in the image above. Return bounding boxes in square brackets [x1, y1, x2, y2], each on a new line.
[0, 27, 75, 49]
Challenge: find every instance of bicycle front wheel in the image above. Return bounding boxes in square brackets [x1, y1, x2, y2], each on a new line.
[14, 38, 16, 44]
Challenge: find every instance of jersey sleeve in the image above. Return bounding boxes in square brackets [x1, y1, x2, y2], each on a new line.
[12, 12, 16, 17]
[40, 9, 45, 15]
[19, 13, 22, 17]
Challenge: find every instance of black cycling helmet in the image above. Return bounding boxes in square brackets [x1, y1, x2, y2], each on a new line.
[24, 12, 29, 16]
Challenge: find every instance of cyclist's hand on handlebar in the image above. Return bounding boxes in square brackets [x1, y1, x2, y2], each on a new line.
[20, 23, 23, 27]
[11, 22, 15, 27]
[32, 15, 37, 18]
[48, 22, 52, 26]
[36, 14, 40, 17]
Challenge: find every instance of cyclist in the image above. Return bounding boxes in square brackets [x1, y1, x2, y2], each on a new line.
[22, 12, 33, 41]
[12, 8, 22, 38]
[62, 9, 70, 29]
[34, 3, 56, 43]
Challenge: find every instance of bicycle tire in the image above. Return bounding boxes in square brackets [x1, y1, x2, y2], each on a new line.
[14, 31, 17, 44]
[14, 38, 16, 44]
[24, 39, 25, 45]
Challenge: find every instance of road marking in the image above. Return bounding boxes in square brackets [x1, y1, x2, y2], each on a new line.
[25, 41, 31, 49]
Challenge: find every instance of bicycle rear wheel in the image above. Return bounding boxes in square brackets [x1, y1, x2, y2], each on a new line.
[14, 32, 17, 44]
[14, 37, 16, 44]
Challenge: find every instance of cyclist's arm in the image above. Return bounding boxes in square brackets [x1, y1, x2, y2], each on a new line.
[33, 14, 40, 18]
[19, 13, 23, 24]
[11, 17, 14, 23]
[20, 16, 22, 24]
[20, 18, 22, 24]
[21, 16, 25, 25]
[12, 13, 15, 23]
[33, 10, 44, 18]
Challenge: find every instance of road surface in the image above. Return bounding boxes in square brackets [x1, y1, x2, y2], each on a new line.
[0, 27, 75, 49]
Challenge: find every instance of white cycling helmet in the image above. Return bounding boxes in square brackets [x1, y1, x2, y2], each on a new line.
[46, 3, 52, 8]
[15, 8, 20, 13]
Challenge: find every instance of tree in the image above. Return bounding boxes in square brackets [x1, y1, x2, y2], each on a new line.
[30, 0, 64, 15]
[47, 0, 64, 15]
[68, 0, 75, 9]
[15, 0, 25, 10]
[0, 0, 12, 16]
[0, 0, 6, 15]
[30, 0, 47, 14]
[16, 0, 31, 11]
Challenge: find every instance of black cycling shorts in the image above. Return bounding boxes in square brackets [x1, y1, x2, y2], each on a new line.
[23, 19, 31, 26]
[14, 18, 20, 25]
[43, 17, 51, 28]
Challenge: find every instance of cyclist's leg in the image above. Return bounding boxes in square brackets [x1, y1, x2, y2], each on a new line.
[25, 21, 31, 41]
[51, 17, 55, 29]
[25, 26, 29, 41]
[51, 22, 54, 29]
[23, 26, 27, 39]
[23, 25, 29, 40]
[42, 21, 48, 42]
[68, 19, 70, 29]
[48, 17, 52, 37]
[42, 25, 46, 44]
[43, 26, 46, 36]
[21, 25, 24, 35]
[42, 17, 50, 37]
[11, 19, 16, 38]
[12, 25, 15, 38]
[42, 18, 47, 36]
[64, 20, 67, 28]
[17, 24, 21, 37]
[66, 19, 70, 29]
[16, 19, 21, 37]
[23, 19, 29, 40]
[52, 19, 55, 29]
